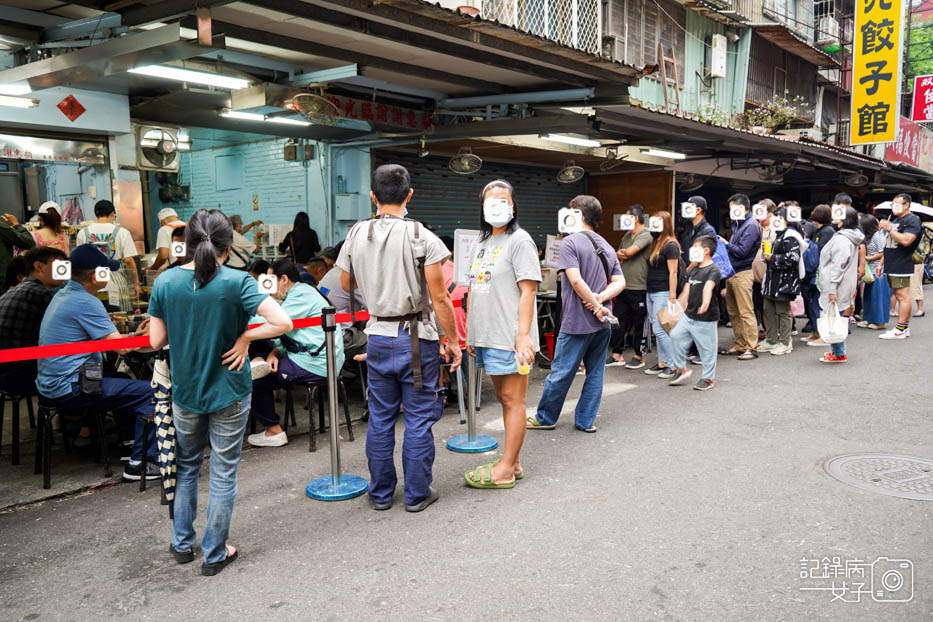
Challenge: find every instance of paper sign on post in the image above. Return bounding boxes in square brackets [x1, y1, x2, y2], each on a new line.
[453, 229, 480, 286]
[543, 234, 563, 269]
[52, 260, 71, 281]
[257, 274, 277, 294]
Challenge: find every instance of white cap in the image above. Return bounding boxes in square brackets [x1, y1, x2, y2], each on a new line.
[38, 201, 61, 214]
[158, 207, 178, 220]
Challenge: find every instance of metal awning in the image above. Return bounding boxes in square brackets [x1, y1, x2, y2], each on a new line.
[592, 104, 883, 172]
[751, 24, 839, 67]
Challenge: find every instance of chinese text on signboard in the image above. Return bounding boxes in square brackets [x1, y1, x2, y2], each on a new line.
[850, 0, 904, 145]
[912, 74, 933, 123]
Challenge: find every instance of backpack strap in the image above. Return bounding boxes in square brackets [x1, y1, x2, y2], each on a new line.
[582, 231, 612, 282]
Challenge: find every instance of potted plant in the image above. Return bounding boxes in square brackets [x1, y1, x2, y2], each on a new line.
[745, 91, 812, 134]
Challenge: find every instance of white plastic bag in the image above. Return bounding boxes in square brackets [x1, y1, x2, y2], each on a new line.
[817, 303, 848, 344]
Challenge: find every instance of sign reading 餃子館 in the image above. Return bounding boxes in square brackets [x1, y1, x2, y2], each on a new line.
[912, 74, 933, 123]
[850, 0, 904, 145]
[886, 117, 933, 174]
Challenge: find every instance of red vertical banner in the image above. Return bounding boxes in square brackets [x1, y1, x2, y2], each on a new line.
[912, 75, 933, 123]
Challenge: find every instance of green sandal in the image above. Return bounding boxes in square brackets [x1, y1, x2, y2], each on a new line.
[493, 457, 524, 480]
[526, 417, 556, 430]
[464, 462, 515, 489]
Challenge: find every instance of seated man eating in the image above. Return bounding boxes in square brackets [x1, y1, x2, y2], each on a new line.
[37, 244, 159, 480]
[247, 259, 344, 448]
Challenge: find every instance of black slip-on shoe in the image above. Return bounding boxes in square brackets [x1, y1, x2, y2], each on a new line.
[405, 488, 439, 513]
[170, 544, 195, 565]
[201, 548, 238, 576]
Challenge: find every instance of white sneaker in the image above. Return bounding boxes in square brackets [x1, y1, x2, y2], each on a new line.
[879, 327, 909, 340]
[247, 431, 288, 447]
[770, 343, 791, 356]
[250, 358, 272, 380]
[758, 341, 779, 352]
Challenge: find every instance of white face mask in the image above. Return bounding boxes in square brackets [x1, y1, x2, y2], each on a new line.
[483, 197, 513, 228]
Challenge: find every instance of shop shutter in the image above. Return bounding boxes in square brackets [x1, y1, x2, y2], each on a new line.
[373, 152, 586, 249]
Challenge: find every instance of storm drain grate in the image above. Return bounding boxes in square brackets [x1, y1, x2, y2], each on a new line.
[824, 454, 933, 501]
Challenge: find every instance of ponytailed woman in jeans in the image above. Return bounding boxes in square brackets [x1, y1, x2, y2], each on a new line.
[149, 209, 292, 576]
[644, 211, 681, 379]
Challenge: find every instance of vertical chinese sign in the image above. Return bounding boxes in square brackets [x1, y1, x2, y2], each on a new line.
[912, 74, 933, 123]
[850, 0, 905, 145]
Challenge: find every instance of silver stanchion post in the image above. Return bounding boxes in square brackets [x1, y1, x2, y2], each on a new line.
[306, 307, 368, 501]
[447, 293, 497, 453]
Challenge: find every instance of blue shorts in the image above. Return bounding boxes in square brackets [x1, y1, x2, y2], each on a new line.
[474, 347, 531, 376]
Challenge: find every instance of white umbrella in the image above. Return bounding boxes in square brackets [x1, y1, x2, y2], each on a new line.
[873, 201, 933, 222]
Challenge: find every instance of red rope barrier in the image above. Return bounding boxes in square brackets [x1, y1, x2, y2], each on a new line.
[0, 299, 464, 363]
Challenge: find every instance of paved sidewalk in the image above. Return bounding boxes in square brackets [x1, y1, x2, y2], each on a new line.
[0, 319, 930, 621]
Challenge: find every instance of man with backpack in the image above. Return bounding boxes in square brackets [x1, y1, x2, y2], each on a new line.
[529, 195, 625, 433]
[75, 200, 141, 307]
[336, 164, 460, 513]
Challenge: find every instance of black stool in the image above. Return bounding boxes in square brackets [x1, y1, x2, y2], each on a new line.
[34, 398, 111, 490]
[283, 379, 354, 452]
[0, 390, 36, 465]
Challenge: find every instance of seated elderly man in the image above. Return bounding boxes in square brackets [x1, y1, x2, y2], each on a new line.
[0, 246, 68, 394]
[247, 259, 344, 448]
[36, 245, 158, 480]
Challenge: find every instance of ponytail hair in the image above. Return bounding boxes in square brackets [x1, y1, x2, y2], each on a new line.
[185, 209, 234, 288]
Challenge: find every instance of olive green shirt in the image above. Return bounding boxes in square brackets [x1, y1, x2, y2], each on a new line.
[0, 222, 36, 281]
[618, 228, 652, 291]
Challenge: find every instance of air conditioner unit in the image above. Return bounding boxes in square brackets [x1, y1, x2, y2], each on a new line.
[135, 124, 180, 172]
[817, 17, 839, 46]
[602, 34, 625, 62]
[711, 34, 728, 79]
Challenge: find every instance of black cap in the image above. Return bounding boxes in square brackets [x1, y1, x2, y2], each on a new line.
[688, 196, 707, 212]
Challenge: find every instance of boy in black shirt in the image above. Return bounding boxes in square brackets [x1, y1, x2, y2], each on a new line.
[668, 236, 721, 390]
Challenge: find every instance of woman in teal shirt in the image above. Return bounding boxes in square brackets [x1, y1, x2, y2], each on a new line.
[149, 209, 291, 576]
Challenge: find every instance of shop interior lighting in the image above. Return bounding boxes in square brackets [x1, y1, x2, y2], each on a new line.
[129, 65, 250, 90]
[541, 134, 602, 148]
[641, 148, 687, 160]
[220, 109, 310, 127]
[0, 95, 39, 109]
[0, 81, 31, 95]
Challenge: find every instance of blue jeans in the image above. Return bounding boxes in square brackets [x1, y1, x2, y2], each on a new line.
[47, 377, 156, 462]
[171, 395, 250, 565]
[831, 340, 846, 357]
[646, 290, 674, 366]
[668, 316, 718, 380]
[365, 327, 443, 506]
[803, 278, 821, 330]
[250, 341, 324, 427]
[535, 329, 612, 430]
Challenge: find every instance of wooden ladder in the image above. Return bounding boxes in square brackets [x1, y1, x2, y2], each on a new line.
[658, 43, 681, 117]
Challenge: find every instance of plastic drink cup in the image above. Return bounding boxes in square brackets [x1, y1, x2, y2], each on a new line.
[762, 240, 773, 256]
[517, 354, 531, 375]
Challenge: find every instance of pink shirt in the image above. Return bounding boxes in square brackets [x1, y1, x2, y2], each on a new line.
[31, 230, 69, 255]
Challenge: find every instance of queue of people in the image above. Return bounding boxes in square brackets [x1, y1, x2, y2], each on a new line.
[0, 161, 926, 580]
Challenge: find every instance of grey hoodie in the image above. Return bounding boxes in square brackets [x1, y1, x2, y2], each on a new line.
[818, 228, 864, 311]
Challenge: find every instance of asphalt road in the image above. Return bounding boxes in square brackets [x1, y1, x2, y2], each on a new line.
[0, 316, 931, 621]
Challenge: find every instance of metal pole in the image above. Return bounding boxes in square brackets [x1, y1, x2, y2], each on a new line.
[467, 349, 477, 442]
[322, 306, 341, 486]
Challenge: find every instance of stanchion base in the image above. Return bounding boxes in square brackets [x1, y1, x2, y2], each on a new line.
[305, 474, 369, 501]
[446, 434, 498, 453]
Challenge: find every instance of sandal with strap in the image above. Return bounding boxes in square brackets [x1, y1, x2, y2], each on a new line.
[464, 462, 515, 489]
[493, 457, 523, 480]
[526, 416, 556, 430]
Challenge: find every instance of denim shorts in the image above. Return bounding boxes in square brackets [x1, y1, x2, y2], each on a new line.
[474, 346, 528, 376]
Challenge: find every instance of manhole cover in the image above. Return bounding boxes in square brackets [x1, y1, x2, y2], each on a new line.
[824, 454, 933, 501]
